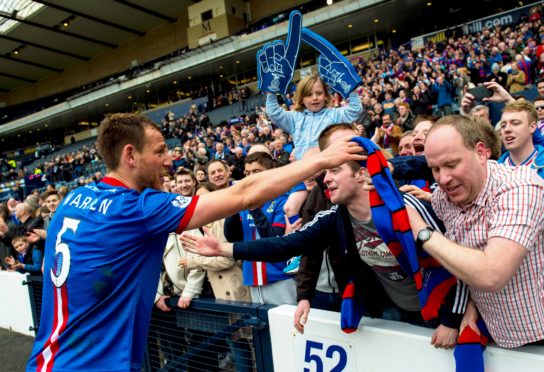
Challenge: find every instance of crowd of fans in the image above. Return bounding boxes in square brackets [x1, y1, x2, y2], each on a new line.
[2, 6, 544, 370]
[5, 9, 544, 184]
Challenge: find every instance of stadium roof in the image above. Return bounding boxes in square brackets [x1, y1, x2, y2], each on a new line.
[0, 0, 522, 148]
[0, 0, 191, 92]
[0, 0, 516, 95]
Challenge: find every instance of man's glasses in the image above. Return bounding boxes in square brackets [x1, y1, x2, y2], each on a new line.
[536, 106, 544, 111]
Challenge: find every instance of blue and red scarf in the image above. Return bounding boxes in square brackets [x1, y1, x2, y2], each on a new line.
[347, 137, 456, 321]
[454, 320, 490, 372]
[346, 137, 489, 371]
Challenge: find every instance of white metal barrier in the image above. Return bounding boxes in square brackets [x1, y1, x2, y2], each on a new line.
[269, 305, 544, 372]
[0, 271, 35, 336]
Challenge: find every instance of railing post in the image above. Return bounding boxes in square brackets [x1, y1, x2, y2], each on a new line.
[23, 274, 42, 336]
[253, 304, 275, 372]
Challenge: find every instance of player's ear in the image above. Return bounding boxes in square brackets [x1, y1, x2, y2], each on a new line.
[122, 144, 137, 168]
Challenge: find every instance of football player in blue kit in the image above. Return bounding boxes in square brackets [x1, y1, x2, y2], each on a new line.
[26, 113, 364, 372]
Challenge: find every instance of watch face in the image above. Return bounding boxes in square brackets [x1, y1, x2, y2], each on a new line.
[418, 228, 431, 242]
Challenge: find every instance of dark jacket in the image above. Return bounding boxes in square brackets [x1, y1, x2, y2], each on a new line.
[397, 111, 416, 131]
[431, 80, 453, 107]
[297, 175, 335, 302]
[234, 204, 388, 318]
[389, 155, 435, 185]
[234, 200, 463, 328]
[411, 92, 430, 115]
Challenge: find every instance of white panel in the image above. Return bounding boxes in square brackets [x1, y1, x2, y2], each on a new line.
[0, 271, 35, 337]
[269, 305, 544, 372]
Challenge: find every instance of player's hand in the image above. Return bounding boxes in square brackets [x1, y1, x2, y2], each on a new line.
[294, 299, 311, 334]
[178, 296, 191, 309]
[257, 11, 302, 95]
[316, 135, 365, 170]
[4, 256, 15, 266]
[181, 227, 234, 257]
[155, 295, 171, 312]
[431, 324, 458, 349]
[399, 185, 432, 202]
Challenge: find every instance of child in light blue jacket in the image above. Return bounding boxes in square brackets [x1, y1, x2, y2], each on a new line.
[266, 73, 362, 160]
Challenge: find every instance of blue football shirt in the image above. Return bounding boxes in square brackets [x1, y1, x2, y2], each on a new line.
[27, 177, 198, 372]
[240, 194, 290, 286]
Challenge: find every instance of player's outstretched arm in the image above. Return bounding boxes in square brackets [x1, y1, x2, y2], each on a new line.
[185, 135, 364, 230]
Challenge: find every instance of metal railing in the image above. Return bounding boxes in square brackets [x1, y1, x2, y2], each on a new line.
[24, 275, 275, 372]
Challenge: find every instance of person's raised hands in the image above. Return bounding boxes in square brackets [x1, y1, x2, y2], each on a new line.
[461, 81, 515, 115]
[257, 11, 302, 95]
[482, 81, 515, 104]
[302, 28, 361, 99]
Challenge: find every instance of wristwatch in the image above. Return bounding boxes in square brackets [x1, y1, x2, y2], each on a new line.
[416, 226, 435, 247]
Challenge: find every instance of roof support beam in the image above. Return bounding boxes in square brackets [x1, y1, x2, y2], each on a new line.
[0, 71, 36, 83]
[0, 12, 117, 48]
[0, 55, 63, 72]
[31, 0, 145, 36]
[113, 0, 177, 23]
[0, 35, 89, 60]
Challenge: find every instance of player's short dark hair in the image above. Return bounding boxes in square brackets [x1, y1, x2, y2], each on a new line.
[97, 113, 160, 171]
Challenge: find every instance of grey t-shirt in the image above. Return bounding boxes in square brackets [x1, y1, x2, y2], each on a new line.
[350, 215, 420, 312]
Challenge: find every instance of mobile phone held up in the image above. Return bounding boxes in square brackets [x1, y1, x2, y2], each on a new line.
[468, 86, 493, 100]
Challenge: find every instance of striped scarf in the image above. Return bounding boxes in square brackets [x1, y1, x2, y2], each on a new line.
[351, 137, 489, 372]
[350, 137, 456, 320]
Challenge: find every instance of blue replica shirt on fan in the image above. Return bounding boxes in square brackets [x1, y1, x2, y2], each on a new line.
[240, 195, 289, 286]
[26, 177, 199, 372]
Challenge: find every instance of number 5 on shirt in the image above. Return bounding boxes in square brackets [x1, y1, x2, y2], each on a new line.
[51, 217, 80, 287]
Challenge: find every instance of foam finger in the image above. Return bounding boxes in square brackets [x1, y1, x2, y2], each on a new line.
[285, 11, 302, 60]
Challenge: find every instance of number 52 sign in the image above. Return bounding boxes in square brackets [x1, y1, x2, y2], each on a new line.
[294, 335, 356, 372]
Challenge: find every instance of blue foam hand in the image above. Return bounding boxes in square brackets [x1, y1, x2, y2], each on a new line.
[301, 28, 361, 99]
[257, 11, 302, 95]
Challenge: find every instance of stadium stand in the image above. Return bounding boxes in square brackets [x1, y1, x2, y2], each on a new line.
[2, 1, 544, 371]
